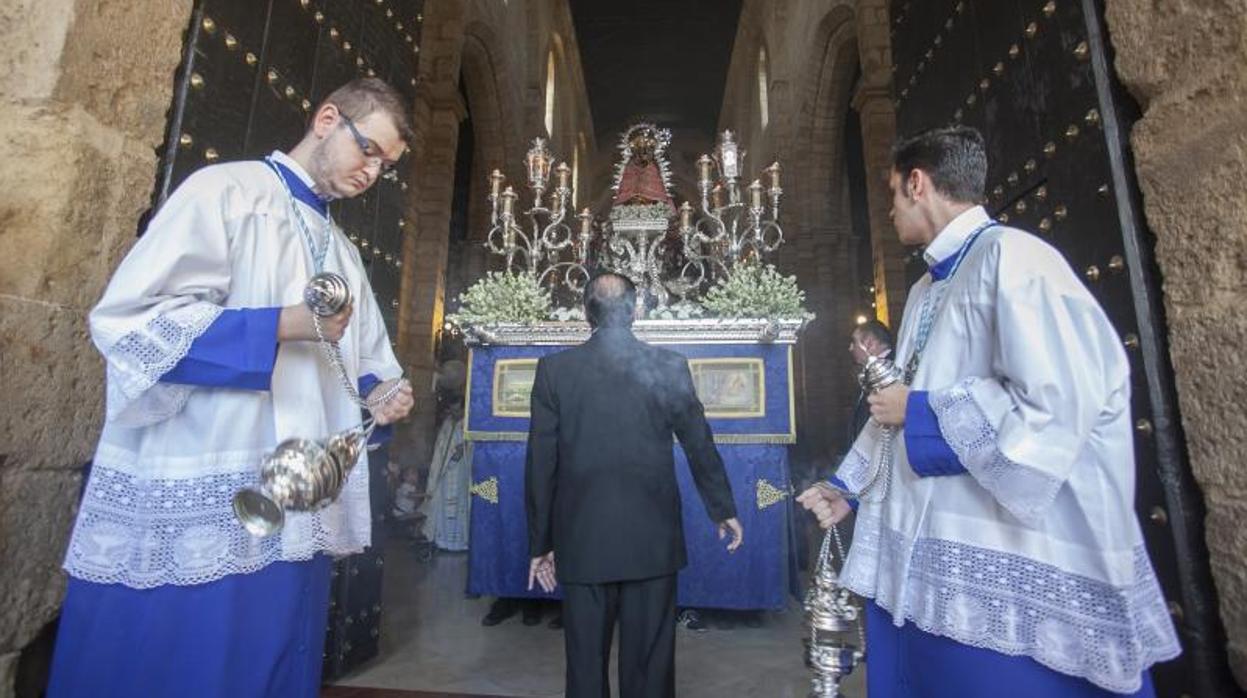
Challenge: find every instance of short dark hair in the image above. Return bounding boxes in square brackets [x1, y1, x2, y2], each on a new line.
[584, 272, 637, 328]
[319, 77, 414, 143]
[891, 126, 987, 204]
[853, 319, 893, 348]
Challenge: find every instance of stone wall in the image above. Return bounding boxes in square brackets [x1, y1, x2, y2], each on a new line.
[1104, 0, 1247, 687]
[716, 0, 901, 467]
[0, 0, 194, 693]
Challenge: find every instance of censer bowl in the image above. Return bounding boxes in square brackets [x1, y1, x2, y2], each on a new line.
[233, 437, 329, 538]
[233, 489, 285, 537]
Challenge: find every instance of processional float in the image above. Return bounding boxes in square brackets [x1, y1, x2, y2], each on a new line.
[460, 123, 865, 694]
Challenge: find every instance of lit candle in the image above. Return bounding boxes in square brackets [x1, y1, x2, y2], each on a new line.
[749, 179, 764, 208]
[555, 162, 571, 190]
[697, 155, 714, 186]
[490, 169, 505, 197]
[501, 186, 517, 217]
[766, 161, 781, 190]
[578, 207, 593, 235]
[711, 184, 724, 209]
[679, 201, 693, 231]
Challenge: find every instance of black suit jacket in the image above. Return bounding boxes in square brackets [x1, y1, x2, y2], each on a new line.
[525, 327, 737, 584]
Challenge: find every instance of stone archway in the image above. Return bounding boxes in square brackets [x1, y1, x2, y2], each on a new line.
[394, 0, 472, 467]
[851, 0, 903, 327]
[786, 5, 864, 465]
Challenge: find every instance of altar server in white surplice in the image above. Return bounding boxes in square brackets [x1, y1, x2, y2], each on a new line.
[48, 78, 416, 698]
[797, 126, 1179, 697]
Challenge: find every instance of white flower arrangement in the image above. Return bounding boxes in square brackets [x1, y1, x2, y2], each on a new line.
[446, 271, 552, 327]
[548, 305, 586, 322]
[651, 300, 707, 320]
[701, 263, 814, 321]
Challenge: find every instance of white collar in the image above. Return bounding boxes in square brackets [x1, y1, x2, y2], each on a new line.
[269, 150, 321, 194]
[923, 205, 991, 268]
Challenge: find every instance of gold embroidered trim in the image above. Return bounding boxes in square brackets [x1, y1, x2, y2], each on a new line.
[470, 476, 499, 504]
[756, 478, 789, 510]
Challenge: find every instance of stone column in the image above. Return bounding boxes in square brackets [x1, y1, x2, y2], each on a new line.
[852, 84, 906, 327]
[0, 0, 193, 694]
[393, 85, 468, 471]
[852, 0, 906, 326]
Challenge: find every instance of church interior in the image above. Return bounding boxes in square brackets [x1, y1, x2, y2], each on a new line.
[2, 0, 1247, 696]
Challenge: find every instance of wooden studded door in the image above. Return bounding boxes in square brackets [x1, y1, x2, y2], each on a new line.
[151, 0, 424, 681]
[888, 0, 1239, 695]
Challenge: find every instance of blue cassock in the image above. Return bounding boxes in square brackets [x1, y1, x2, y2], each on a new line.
[49, 166, 388, 698]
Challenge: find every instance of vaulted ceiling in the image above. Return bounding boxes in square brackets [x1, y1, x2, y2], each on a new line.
[570, 0, 743, 177]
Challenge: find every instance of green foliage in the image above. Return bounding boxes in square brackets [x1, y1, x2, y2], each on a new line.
[701, 263, 813, 320]
[446, 271, 552, 327]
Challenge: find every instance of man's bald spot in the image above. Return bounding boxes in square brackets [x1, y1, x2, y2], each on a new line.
[589, 273, 630, 300]
[585, 272, 637, 328]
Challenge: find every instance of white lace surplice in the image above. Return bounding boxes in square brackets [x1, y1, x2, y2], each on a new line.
[67, 156, 401, 589]
[834, 213, 1180, 694]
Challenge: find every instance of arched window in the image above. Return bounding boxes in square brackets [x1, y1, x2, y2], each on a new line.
[757, 47, 770, 130]
[544, 49, 556, 137]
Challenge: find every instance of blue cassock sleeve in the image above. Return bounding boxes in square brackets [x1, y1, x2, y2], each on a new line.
[827, 475, 859, 512]
[160, 307, 280, 390]
[357, 373, 393, 446]
[904, 390, 968, 477]
[162, 311, 395, 445]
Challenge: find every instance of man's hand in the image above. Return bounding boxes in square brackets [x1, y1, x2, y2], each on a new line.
[528, 552, 557, 593]
[369, 378, 414, 425]
[796, 482, 854, 530]
[718, 517, 743, 553]
[278, 302, 353, 342]
[867, 383, 909, 427]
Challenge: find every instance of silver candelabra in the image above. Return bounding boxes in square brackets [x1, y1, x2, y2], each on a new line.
[484, 137, 592, 294]
[478, 128, 785, 313]
[674, 130, 784, 290]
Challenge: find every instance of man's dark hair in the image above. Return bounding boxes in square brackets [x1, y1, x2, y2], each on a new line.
[891, 126, 987, 204]
[318, 77, 415, 143]
[852, 319, 893, 349]
[584, 272, 637, 329]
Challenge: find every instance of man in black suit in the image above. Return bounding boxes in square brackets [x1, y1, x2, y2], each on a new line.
[525, 273, 743, 698]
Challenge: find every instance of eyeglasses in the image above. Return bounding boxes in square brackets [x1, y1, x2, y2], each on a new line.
[340, 113, 402, 182]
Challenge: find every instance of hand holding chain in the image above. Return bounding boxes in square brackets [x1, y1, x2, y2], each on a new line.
[307, 283, 406, 411]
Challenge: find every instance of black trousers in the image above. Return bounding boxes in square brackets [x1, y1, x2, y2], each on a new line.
[562, 573, 677, 698]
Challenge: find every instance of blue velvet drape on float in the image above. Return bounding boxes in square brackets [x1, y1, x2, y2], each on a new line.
[464, 341, 799, 610]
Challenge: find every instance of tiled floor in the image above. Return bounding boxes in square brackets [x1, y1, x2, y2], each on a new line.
[323, 689, 515, 698]
[323, 688, 515, 698]
[326, 537, 866, 698]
